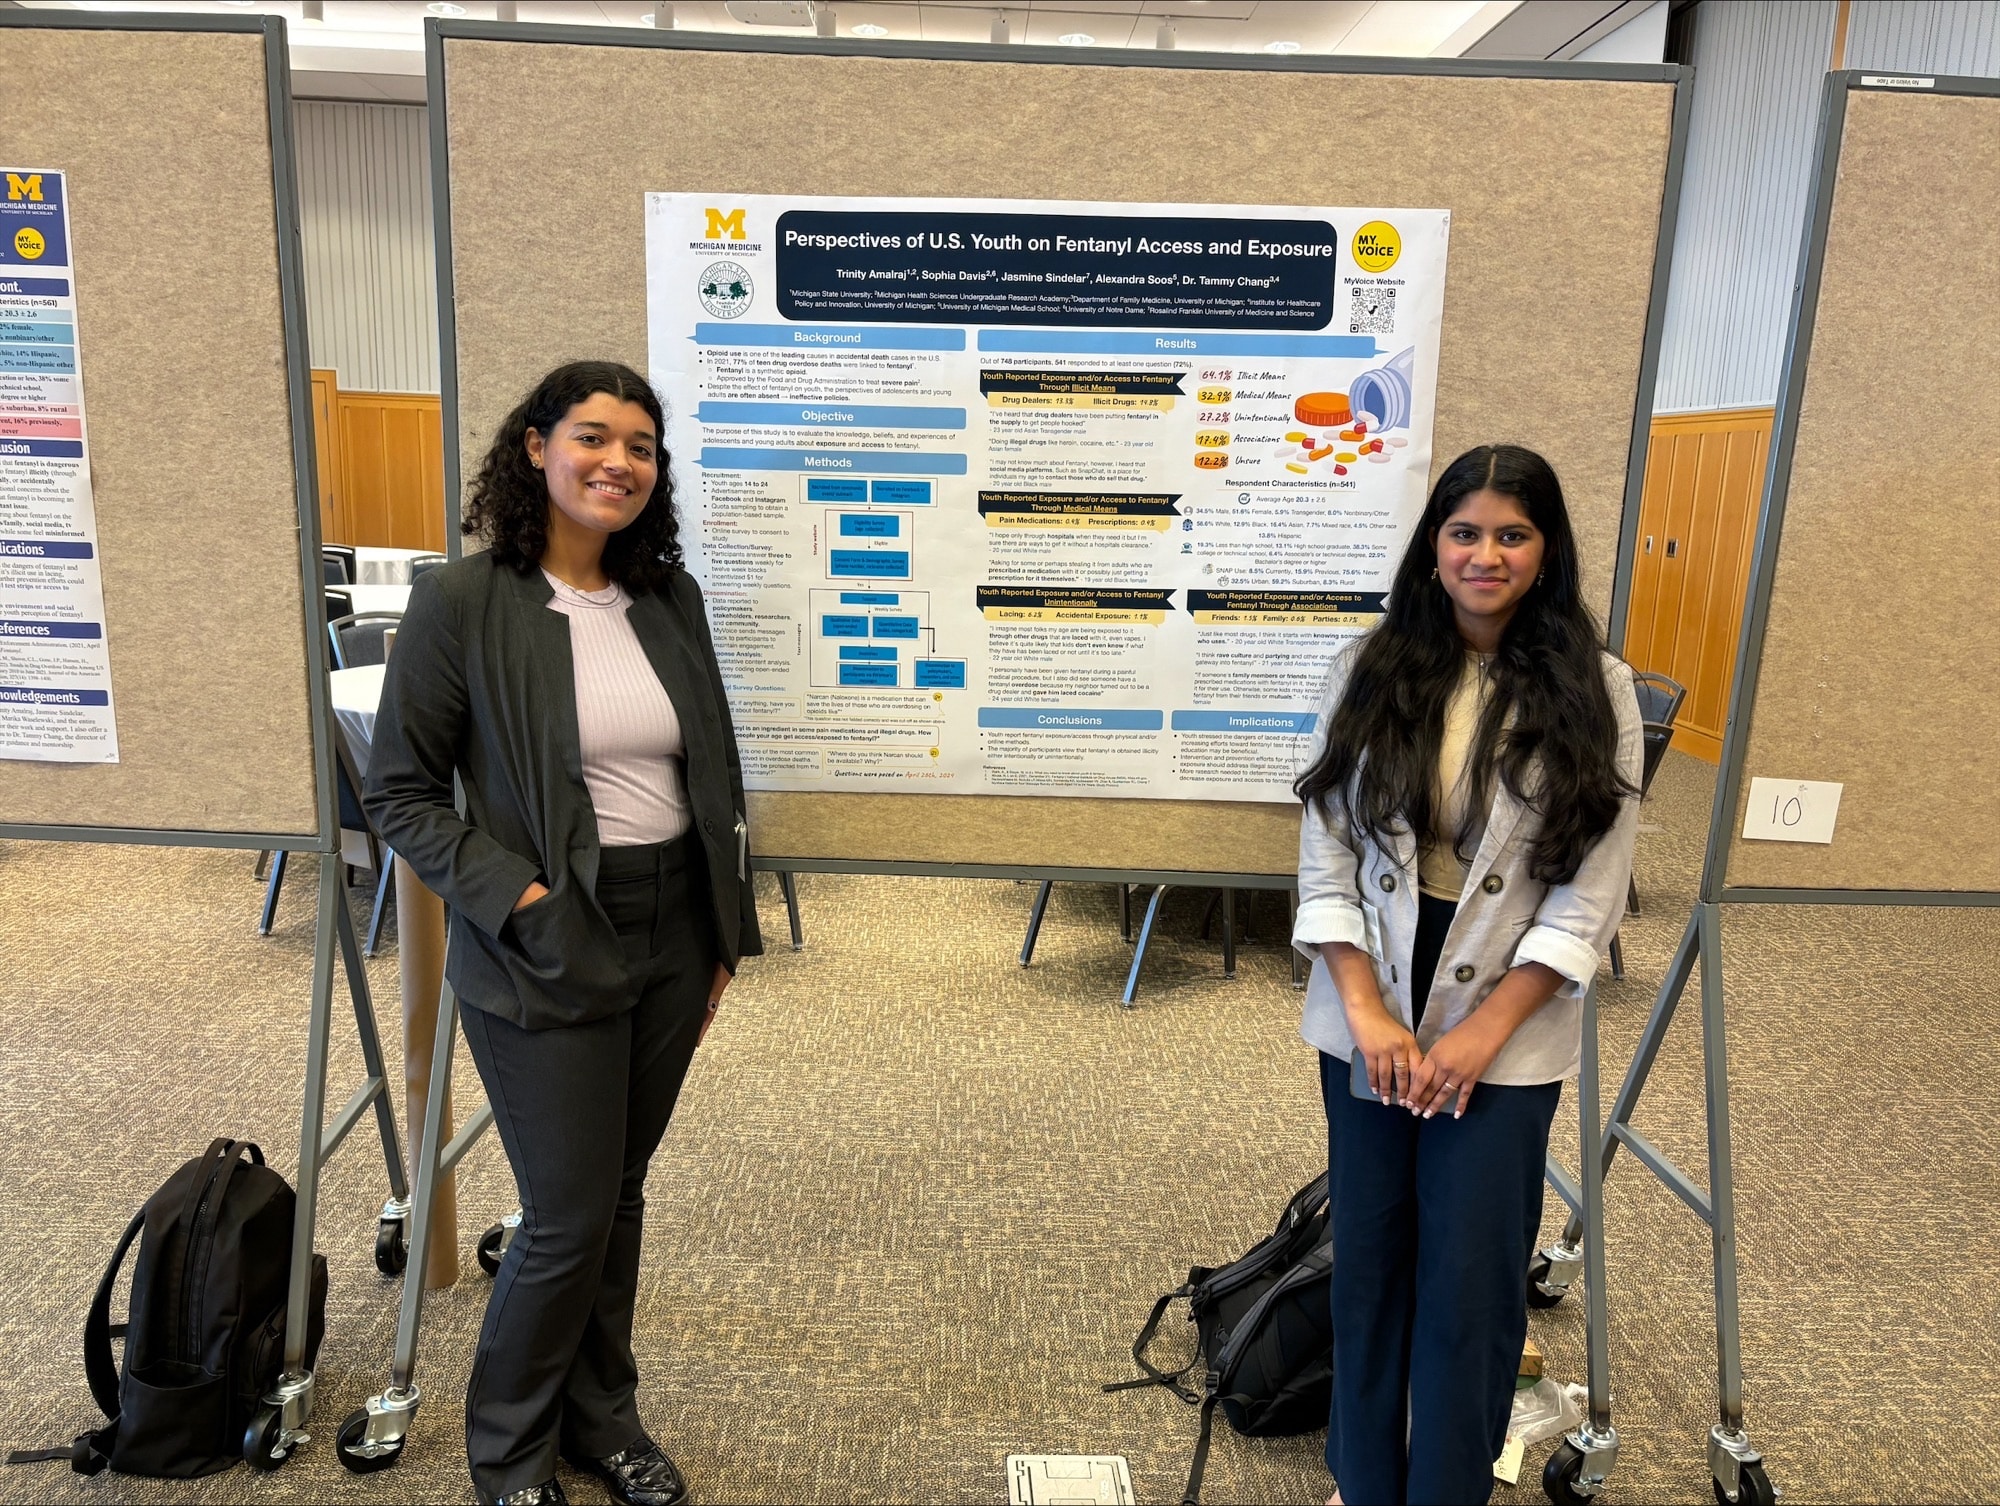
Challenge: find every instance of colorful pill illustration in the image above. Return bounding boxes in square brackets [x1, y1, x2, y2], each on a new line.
[1286, 462, 1310, 474]
[1368, 440, 1385, 453]
[1338, 429, 1361, 442]
[1388, 436, 1409, 448]
[1335, 451, 1358, 464]
[1367, 450, 1392, 463]
[1285, 430, 1309, 444]
[1308, 444, 1333, 460]
[1353, 420, 1368, 435]
[1333, 464, 1348, 476]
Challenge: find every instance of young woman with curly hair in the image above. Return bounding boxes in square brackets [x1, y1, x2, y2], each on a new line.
[1292, 445, 1641, 1506]
[366, 360, 761, 1506]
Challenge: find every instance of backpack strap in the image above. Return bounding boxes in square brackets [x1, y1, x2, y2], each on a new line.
[1178, 1388, 1221, 1505]
[52, 1207, 147, 1476]
[1101, 1284, 1202, 1404]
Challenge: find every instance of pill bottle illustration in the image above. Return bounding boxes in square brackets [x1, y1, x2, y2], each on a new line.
[1348, 346, 1417, 431]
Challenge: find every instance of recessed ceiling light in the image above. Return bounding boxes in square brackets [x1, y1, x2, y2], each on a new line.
[1265, 39, 1302, 54]
[1057, 32, 1094, 46]
[426, 2, 469, 15]
[851, 22, 889, 37]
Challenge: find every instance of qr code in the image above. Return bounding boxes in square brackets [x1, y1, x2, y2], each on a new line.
[1349, 286, 1396, 334]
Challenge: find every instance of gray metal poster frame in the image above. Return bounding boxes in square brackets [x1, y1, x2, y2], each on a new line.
[339, 20, 1694, 1486]
[1539, 69, 2000, 1506]
[0, 9, 406, 1475]
[420, 16, 1694, 941]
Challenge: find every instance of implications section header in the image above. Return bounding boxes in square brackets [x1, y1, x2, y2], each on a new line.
[777, 210, 1336, 330]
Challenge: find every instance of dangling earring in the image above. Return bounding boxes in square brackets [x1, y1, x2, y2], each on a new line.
[1431, 567, 1440, 582]
[1537, 570, 1545, 586]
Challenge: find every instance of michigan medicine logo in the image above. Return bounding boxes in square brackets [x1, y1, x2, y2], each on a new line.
[6, 173, 45, 202]
[698, 261, 753, 319]
[704, 207, 747, 241]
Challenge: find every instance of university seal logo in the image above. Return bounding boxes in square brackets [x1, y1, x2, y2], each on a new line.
[698, 261, 753, 319]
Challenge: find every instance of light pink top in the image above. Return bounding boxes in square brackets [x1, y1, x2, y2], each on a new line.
[542, 570, 690, 846]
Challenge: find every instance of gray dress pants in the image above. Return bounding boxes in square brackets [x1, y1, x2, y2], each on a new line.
[459, 835, 717, 1502]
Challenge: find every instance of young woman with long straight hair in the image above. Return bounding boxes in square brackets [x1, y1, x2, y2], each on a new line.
[366, 361, 761, 1506]
[1292, 444, 1641, 1505]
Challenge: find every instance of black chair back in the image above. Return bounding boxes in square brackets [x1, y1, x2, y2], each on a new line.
[1631, 670, 1687, 729]
[409, 553, 447, 582]
[322, 544, 356, 585]
[328, 611, 403, 671]
[324, 588, 353, 627]
[322, 556, 349, 586]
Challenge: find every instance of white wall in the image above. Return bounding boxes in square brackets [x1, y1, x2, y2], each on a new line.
[1578, 0, 1669, 62]
[293, 100, 438, 394]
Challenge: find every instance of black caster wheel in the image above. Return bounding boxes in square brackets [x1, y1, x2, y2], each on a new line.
[1542, 1442, 1594, 1506]
[336, 1408, 404, 1473]
[1527, 1255, 1569, 1309]
[1714, 1461, 1776, 1506]
[242, 1404, 290, 1471]
[375, 1217, 408, 1276]
[476, 1223, 507, 1277]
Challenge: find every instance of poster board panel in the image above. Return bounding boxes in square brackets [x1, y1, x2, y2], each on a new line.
[0, 24, 322, 838]
[1724, 86, 2000, 892]
[437, 35, 1679, 871]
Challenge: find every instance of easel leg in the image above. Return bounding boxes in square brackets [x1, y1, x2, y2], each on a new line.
[1697, 902, 1769, 1501]
[264, 855, 339, 1456]
[1121, 885, 1169, 1008]
[1221, 889, 1236, 980]
[1020, 880, 1053, 967]
[778, 871, 803, 951]
[1118, 883, 1132, 943]
[333, 884, 410, 1271]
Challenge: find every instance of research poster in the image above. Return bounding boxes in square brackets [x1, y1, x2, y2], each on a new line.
[647, 192, 1448, 801]
[0, 168, 118, 764]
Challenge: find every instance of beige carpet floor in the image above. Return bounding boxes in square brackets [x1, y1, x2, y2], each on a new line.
[1, 750, 1997, 1504]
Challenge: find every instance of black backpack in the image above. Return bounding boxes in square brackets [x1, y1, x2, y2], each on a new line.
[1107, 1173, 1334, 1505]
[8, 1139, 327, 1478]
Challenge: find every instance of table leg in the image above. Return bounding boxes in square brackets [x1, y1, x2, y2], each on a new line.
[394, 856, 457, 1290]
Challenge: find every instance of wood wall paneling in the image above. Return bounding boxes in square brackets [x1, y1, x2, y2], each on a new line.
[310, 368, 343, 544]
[1625, 408, 1772, 762]
[333, 388, 447, 552]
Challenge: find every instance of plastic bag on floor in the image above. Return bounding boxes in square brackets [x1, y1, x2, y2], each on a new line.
[1509, 1378, 1585, 1448]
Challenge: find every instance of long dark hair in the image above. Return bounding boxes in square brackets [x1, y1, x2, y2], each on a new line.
[462, 360, 682, 593]
[1293, 444, 1630, 885]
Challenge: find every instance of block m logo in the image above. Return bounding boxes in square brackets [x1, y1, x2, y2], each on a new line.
[704, 207, 746, 240]
[6, 174, 44, 202]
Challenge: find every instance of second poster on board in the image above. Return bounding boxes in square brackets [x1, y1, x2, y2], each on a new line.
[646, 192, 1449, 803]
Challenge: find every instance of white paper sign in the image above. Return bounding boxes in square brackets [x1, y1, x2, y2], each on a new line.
[1741, 777, 1843, 844]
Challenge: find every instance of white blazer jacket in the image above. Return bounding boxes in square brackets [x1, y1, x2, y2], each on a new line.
[1292, 650, 1643, 1085]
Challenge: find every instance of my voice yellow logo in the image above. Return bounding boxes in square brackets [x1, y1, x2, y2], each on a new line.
[1351, 221, 1401, 273]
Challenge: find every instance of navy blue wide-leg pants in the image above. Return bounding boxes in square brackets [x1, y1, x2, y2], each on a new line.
[1319, 1051, 1559, 1506]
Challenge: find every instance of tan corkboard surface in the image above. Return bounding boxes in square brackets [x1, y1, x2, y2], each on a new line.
[440, 41, 1676, 872]
[1725, 89, 2000, 893]
[0, 26, 321, 838]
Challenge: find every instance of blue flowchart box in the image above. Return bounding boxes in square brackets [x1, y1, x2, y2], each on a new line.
[840, 592, 899, 605]
[806, 478, 868, 502]
[839, 645, 897, 661]
[820, 614, 870, 638]
[871, 480, 933, 504]
[839, 662, 899, 687]
[839, 514, 901, 538]
[830, 550, 909, 578]
[872, 616, 920, 640]
[914, 660, 967, 689]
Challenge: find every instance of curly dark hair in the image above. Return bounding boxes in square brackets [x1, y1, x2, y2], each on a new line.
[462, 360, 683, 593]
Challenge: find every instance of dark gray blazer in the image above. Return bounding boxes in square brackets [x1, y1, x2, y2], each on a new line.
[362, 551, 763, 1030]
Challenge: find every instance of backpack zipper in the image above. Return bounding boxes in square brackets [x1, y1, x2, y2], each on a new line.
[181, 1157, 227, 1366]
